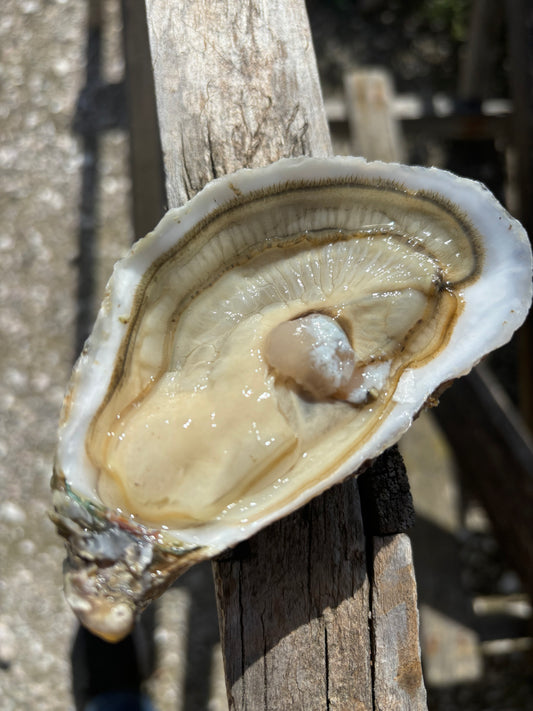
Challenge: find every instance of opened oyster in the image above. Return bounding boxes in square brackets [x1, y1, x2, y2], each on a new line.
[52, 156, 532, 641]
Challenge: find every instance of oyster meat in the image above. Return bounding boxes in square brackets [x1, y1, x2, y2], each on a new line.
[52, 156, 532, 641]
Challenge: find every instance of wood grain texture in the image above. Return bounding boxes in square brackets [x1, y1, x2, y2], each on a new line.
[343, 69, 405, 163]
[145, 0, 331, 207]
[358, 445, 415, 536]
[351, 67, 427, 711]
[371, 534, 426, 710]
[144, 2, 424, 708]
[144, 1, 372, 708]
[214, 478, 372, 711]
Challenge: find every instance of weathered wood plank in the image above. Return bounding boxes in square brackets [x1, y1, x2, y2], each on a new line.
[329, 114, 511, 148]
[215, 479, 372, 711]
[145, 0, 331, 207]
[457, 0, 498, 105]
[348, 68, 427, 711]
[401, 413, 483, 686]
[121, 0, 166, 241]
[371, 535, 426, 710]
[144, 1, 377, 708]
[505, 0, 533, 239]
[343, 69, 406, 163]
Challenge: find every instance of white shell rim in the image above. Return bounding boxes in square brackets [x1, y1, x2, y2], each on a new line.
[55, 156, 533, 555]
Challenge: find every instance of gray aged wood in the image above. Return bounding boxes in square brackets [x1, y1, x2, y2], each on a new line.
[145, 0, 331, 207]
[347, 66, 426, 711]
[144, 2, 425, 708]
[343, 69, 406, 163]
[215, 479, 372, 711]
[372, 535, 426, 710]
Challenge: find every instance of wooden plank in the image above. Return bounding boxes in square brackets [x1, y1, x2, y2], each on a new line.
[214, 479, 372, 711]
[457, 0, 498, 105]
[143, 1, 379, 708]
[329, 114, 511, 147]
[435, 364, 533, 597]
[505, 0, 533, 237]
[372, 535, 426, 710]
[343, 69, 406, 163]
[348, 69, 427, 711]
[505, 0, 533, 427]
[401, 413, 483, 686]
[145, 0, 330, 208]
[121, 0, 166, 241]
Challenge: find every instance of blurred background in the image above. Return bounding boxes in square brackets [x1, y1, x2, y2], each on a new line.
[1, 0, 531, 709]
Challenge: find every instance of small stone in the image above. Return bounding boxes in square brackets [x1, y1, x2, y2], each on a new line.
[19, 539, 36, 556]
[0, 501, 26, 525]
[0, 622, 16, 667]
[21, 0, 40, 14]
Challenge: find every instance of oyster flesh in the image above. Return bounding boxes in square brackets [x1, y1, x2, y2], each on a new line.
[51, 156, 532, 641]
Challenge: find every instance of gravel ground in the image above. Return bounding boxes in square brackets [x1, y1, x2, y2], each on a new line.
[1, 2, 85, 709]
[1, 1, 531, 710]
[0, 2, 225, 709]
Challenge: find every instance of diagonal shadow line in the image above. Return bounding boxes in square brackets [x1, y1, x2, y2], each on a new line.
[69, 3, 160, 705]
[74, 128, 99, 357]
[73, 3, 102, 357]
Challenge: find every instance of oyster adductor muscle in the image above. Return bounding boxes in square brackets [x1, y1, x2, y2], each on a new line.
[52, 157, 532, 641]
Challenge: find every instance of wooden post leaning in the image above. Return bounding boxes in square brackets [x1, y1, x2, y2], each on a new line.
[142, 1, 427, 708]
[344, 67, 426, 709]
[505, 0, 533, 428]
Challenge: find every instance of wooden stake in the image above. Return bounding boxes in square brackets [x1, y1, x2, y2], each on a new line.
[142, 2, 426, 707]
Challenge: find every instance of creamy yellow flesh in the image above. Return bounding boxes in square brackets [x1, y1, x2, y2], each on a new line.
[88, 184, 477, 529]
[91, 239, 453, 527]
[99, 322, 298, 523]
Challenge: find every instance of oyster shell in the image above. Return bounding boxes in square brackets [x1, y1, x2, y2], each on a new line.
[52, 156, 532, 641]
